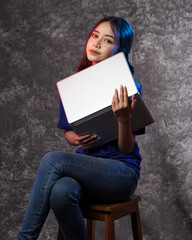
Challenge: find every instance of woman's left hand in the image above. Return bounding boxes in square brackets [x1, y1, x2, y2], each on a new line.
[112, 85, 136, 123]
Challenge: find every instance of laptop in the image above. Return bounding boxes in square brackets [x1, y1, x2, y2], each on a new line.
[56, 52, 154, 148]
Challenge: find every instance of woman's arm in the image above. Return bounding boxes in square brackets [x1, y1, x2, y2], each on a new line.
[112, 86, 136, 155]
[64, 130, 99, 150]
[64, 130, 79, 146]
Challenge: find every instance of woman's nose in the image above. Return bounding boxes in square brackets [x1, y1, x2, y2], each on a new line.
[93, 39, 101, 48]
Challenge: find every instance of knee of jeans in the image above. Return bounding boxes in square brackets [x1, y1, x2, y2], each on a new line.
[40, 151, 61, 169]
[50, 177, 82, 211]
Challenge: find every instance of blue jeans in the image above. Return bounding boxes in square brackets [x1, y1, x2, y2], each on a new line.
[17, 151, 138, 240]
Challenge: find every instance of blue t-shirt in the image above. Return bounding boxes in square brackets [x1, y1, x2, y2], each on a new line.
[57, 81, 145, 177]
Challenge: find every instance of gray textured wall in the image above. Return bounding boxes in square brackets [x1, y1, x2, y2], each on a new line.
[0, 0, 192, 239]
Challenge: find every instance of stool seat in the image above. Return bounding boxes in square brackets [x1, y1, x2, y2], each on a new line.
[57, 195, 142, 240]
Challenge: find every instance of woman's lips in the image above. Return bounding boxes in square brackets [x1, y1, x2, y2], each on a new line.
[89, 50, 100, 55]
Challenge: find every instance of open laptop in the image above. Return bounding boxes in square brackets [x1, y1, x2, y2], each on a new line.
[57, 52, 154, 148]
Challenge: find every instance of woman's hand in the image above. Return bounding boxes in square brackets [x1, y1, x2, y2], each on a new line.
[112, 85, 136, 122]
[112, 85, 136, 155]
[75, 134, 99, 150]
[64, 131, 99, 150]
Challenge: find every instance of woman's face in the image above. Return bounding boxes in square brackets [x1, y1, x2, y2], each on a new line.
[86, 21, 118, 65]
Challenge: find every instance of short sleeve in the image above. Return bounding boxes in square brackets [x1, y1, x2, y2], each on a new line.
[57, 100, 73, 131]
[135, 81, 142, 96]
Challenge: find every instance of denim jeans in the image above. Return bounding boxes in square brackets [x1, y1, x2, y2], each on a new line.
[17, 151, 139, 240]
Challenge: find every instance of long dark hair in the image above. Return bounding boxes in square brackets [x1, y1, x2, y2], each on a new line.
[77, 16, 134, 74]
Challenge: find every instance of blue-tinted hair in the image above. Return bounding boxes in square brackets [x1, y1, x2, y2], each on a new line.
[77, 16, 134, 73]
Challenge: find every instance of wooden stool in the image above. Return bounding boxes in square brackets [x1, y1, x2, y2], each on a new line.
[57, 195, 142, 240]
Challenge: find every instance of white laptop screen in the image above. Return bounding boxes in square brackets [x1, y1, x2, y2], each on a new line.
[57, 52, 138, 124]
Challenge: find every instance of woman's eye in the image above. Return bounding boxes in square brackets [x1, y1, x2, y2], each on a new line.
[92, 33, 98, 38]
[105, 39, 113, 44]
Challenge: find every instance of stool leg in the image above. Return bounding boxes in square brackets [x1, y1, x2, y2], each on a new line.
[105, 215, 115, 240]
[87, 219, 95, 240]
[131, 204, 143, 240]
[57, 227, 64, 240]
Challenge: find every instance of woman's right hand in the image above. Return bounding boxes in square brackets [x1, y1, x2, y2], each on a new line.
[75, 134, 99, 150]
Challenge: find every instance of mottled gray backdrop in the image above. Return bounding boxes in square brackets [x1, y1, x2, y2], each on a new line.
[0, 0, 192, 239]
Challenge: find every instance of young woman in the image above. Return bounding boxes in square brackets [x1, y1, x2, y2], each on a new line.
[17, 16, 145, 240]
